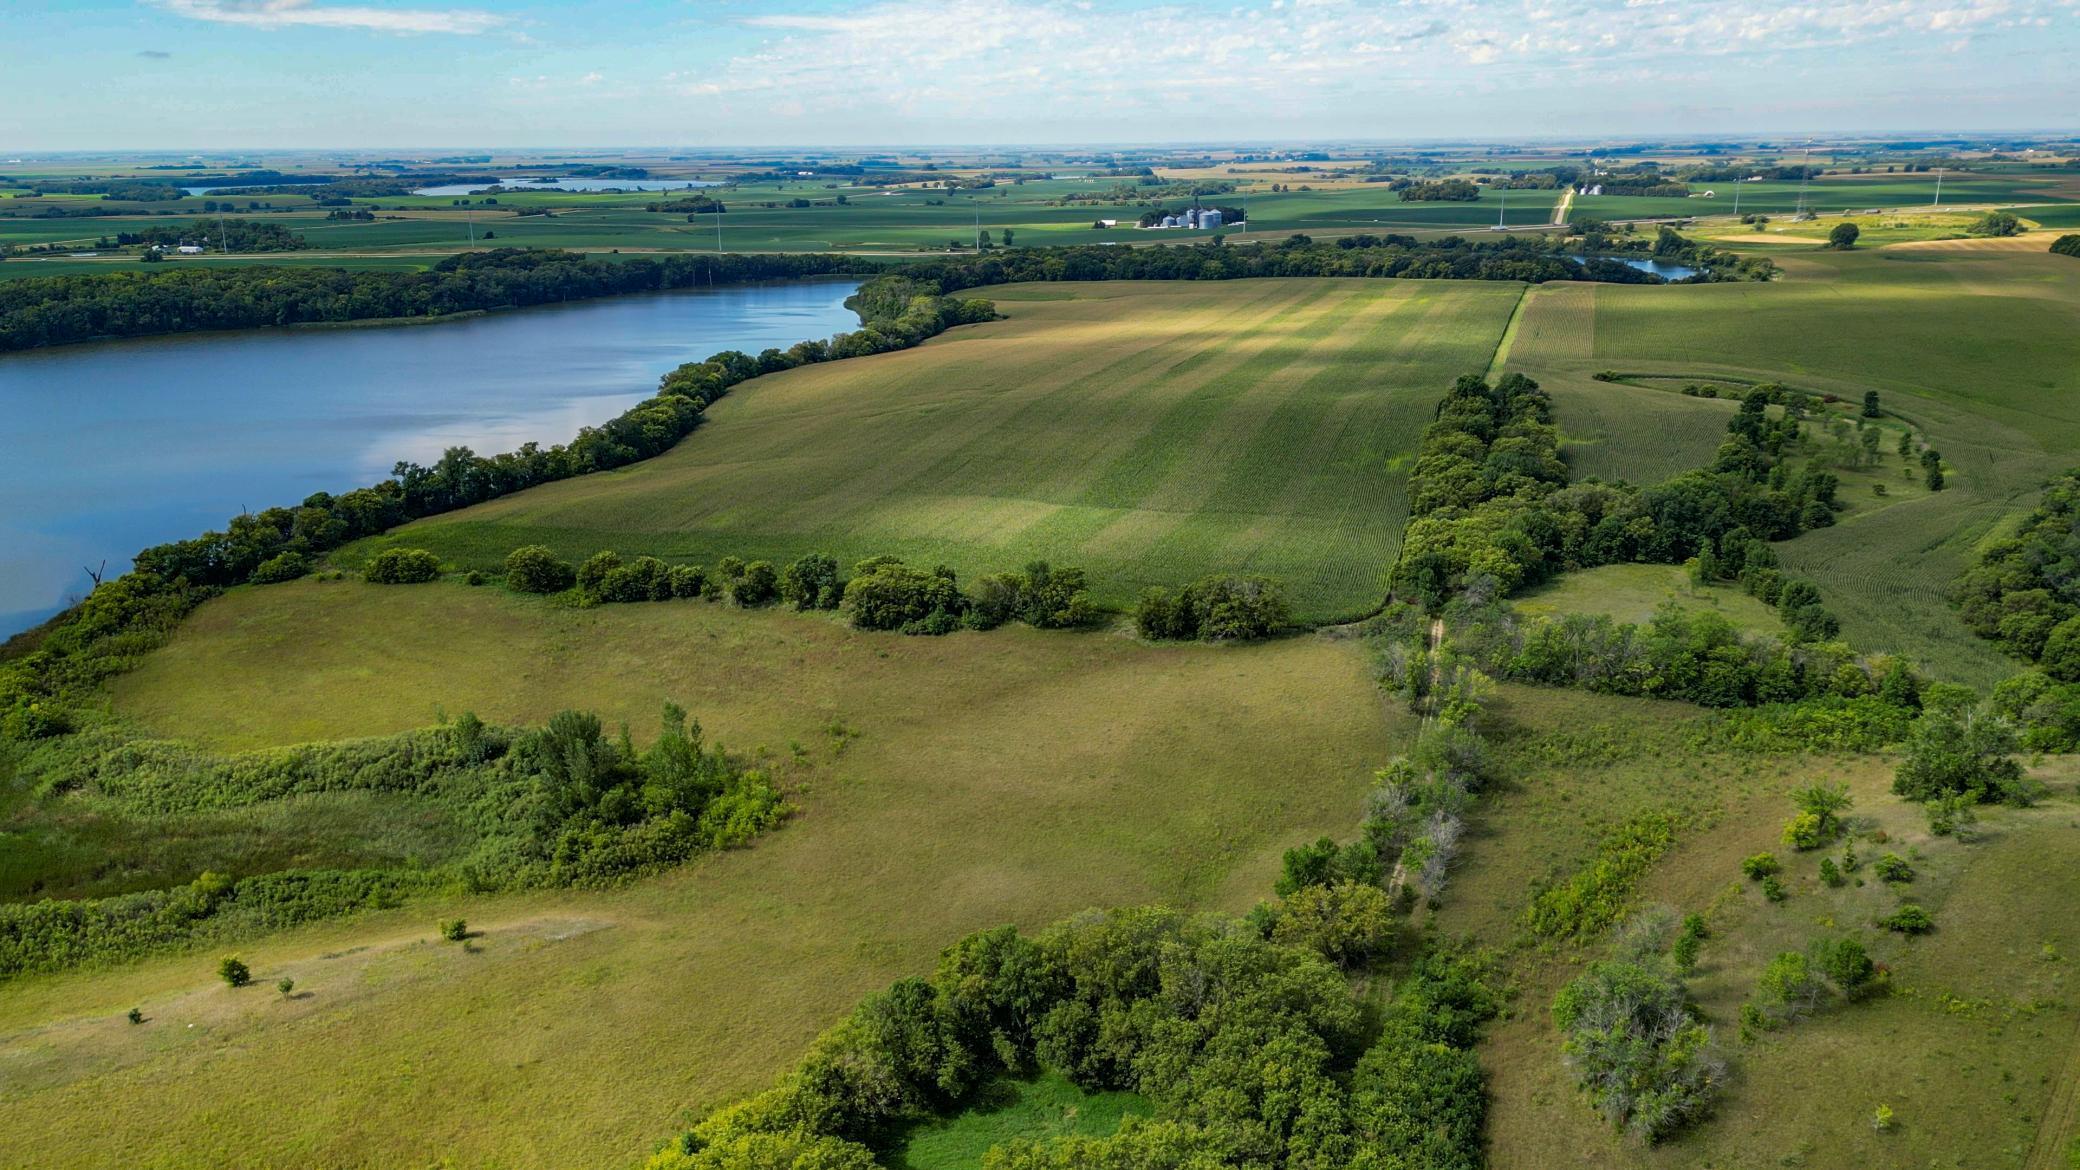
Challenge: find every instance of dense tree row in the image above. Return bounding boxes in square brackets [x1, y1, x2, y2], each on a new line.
[0, 703, 785, 977]
[896, 232, 1773, 294]
[1393, 375, 1846, 622]
[495, 545, 1096, 635]
[0, 273, 995, 741]
[0, 247, 874, 352]
[2054, 234, 2080, 257]
[1133, 575, 1292, 641]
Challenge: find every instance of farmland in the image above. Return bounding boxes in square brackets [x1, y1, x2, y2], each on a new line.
[11, 134, 2080, 1170]
[351, 278, 1525, 622]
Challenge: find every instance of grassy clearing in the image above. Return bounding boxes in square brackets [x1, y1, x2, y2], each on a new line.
[885, 1072, 1151, 1170]
[1513, 563, 1785, 637]
[352, 278, 1523, 622]
[1460, 739, 2080, 1170]
[1505, 247, 2080, 687]
[0, 583, 1404, 1169]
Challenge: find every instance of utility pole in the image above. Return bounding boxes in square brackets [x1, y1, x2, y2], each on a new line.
[1933, 166, 1944, 207]
[974, 206, 980, 250]
[1497, 184, 1506, 230]
[1732, 178, 1741, 218]
[466, 202, 474, 244]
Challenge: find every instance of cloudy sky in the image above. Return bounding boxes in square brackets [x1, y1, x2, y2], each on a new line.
[5, 0, 2077, 150]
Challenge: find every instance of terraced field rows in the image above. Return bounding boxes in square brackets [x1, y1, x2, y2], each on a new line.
[373, 278, 1524, 620]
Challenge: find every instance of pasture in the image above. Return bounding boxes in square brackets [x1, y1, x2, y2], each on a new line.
[352, 278, 1526, 623]
[4, 583, 1404, 1169]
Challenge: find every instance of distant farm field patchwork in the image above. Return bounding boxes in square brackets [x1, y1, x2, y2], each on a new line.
[362, 278, 1525, 621]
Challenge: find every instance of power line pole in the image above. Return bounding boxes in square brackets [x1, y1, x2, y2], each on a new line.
[1933, 166, 1944, 207]
[1497, 184, 1506, 230]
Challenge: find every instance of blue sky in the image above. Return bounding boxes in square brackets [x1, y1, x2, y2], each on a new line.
[5, 0, 2077, 150]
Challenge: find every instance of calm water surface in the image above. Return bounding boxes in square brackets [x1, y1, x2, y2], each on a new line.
[0, 279, 860, 634]
[1569, 254, 1700, 279]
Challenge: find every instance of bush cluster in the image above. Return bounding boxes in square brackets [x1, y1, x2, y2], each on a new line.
[1552, 909, 1724, 1143]
[362, 547, 441, 584]
[0, 703, 785, 977]
[2052, 234, 2080, 258]
[1133, 575, 1291, 642]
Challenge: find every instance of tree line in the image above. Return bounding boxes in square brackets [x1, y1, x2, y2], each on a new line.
[0, 247, 874, 352]
[891, 231, 1774, 294]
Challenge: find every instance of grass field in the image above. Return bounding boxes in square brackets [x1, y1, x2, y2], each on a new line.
[1506, 245, 2080, 687]
[68, 588, 2080, 1169]
[886, 1073, 1150, 1170]
[3, 581, 1405, 1169]
[1514, 563, 1785, 636]
[349, 278, 1524, 622]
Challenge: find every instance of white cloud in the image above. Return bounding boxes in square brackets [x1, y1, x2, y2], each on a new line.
[154, 0, 505, 35]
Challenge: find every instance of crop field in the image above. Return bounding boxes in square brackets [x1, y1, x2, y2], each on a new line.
[1507, 246, 2080, 686]
[1571, 172, 2070, 223]
[351, 278, 1524, 622]
[4, 582, 1405, 1169]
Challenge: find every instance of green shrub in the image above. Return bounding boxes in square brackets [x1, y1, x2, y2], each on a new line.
[1880, 904, 1934, 934]
[1741, 852, 1781, 880]
[249, 551, 310, 584]
[1750, 950, 1825, 1028]
[504, 545, 576, 593]
[1132, 574, 1290, 642]
[728, 561, 778, 607]
[126, 1007, 143, 1024]
[779, 554, 842, 611]
[1926, 792, 1978, 838]
[277, 977, 296, 996]
[362, 547, 441, 584]
[440, 918, 468, 942]
[1760, 874, 1787, 903]
[1815, 937, 1878, 998]
[1874, 853, 1914, 884]
[1819, 857, 1844, 887]
[2051, 233, 2080, 258]
[218, 955, 252, 987]
[1671, 912, 1707, 973]
[1782, 812, 1826, 850]
[1269, 881, 1396, 968]
[1967, 210, 2020, 238]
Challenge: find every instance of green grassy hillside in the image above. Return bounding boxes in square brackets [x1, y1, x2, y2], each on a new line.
[352, 278, 1523, 622]
[5, 584, 1405, 1169]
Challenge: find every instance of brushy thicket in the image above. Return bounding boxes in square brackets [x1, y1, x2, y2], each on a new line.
[2052, 234, 2080, 258]
[1954, 468, 2080, 666]
[0, 268, 996, 742]
[0, 704, 785, 977]
[646, 908, 1498, 1170]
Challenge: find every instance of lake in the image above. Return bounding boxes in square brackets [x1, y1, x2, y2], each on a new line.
[1569, 254, 1700, 279]
[0, 278, 860, 636]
